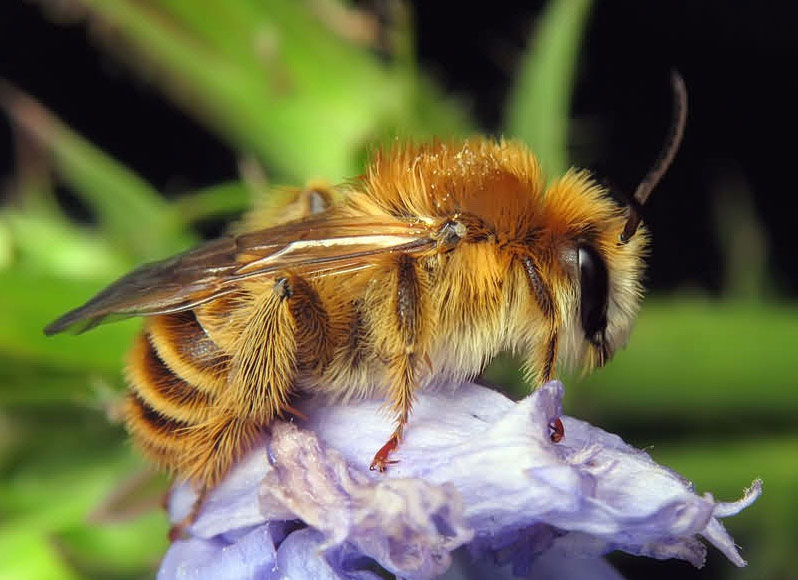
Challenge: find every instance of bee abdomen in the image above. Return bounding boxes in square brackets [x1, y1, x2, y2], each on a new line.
[125, 332, 215, 424]
[124, 310, 233, 478]
[146, 310, 231, 393]
[125, 391, 193, 451]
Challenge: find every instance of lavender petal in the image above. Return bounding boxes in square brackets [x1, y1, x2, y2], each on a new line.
[158, 380, 761, 579]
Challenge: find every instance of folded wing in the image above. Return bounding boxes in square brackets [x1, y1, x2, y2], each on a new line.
[45, 215, 434, 335]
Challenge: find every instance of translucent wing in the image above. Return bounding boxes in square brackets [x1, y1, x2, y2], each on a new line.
[44, 215, 435, 335]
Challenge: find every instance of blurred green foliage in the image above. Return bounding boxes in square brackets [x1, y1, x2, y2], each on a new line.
[1, 1, 795, 579]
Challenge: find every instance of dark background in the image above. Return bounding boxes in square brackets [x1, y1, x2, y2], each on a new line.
[2, 1, 796, 298]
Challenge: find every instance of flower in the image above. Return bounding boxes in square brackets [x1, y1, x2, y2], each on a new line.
[160, 381, 761, 580]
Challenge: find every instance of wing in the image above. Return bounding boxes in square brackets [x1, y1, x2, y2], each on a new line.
[44, 215, 435, 335]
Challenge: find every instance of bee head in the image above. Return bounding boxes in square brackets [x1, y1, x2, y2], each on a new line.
[578, 73, 686, 370]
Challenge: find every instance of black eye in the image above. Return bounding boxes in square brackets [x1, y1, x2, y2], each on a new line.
[578, 245, 609, 345]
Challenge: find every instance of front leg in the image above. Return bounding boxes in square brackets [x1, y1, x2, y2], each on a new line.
[367, 253, 430, 471]
[519, 254, 560, 385]
[520, 254, 566, 443]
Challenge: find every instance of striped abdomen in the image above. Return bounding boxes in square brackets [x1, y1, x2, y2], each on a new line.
[124, 310, 259, 486]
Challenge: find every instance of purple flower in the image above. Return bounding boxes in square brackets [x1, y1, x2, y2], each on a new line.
[160, 381, 761, 580]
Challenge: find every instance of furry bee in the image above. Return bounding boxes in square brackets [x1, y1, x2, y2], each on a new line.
[46, 75, 686, 514]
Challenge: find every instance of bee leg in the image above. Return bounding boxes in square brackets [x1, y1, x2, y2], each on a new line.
[370, 348, 417, 472]
[239, 181, 333, 231]
[520, 255, 560, 385]
[369, 254, 428, 472]
[167, 270, 335, 534]
[167, 485, 208, 542]
[287, 275, 337, 378]
[298, 183, 334, 216]
[371, 430, 402, 472]
[166, 275, 336, 534]
[225, 273, 335, 422]
[224, 280, 300, 421]
[161, 414, 263, 542]
[540, 331, 559, 383]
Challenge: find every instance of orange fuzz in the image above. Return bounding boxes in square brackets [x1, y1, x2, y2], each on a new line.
[46, 75, 686, 531]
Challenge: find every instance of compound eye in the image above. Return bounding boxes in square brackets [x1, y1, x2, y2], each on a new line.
[578, 245, 609, 345]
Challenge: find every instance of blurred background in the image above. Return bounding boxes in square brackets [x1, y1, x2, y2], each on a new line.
[1, 1, 796, 578]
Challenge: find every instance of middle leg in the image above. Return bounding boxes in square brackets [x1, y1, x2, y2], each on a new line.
[367, 253, 430, 471]
[520, 254, 560, 385]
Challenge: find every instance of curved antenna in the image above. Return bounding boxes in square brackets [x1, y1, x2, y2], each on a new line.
[619, 70, 688, 244]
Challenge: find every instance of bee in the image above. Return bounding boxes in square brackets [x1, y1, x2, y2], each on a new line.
[46, 74, 686, 523]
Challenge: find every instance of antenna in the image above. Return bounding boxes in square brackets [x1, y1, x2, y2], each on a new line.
[620, 70, 688, 244]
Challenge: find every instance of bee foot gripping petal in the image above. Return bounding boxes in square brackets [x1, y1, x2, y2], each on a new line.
[161, 382, 761, 580]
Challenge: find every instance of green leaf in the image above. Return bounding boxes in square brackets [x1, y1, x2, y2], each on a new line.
[171, 181, 251, 226]
[572, 300, 798, 424]
[63, 0, 470, 183]
[0, 270, 136, 373]
[0, 442, 165, 580]
[505, 0, 593, 176]
[0, 83, 191, 261]
[1, 211, 130, 280]
[0, 530, 83, 580]
[57, 512, 168, 577]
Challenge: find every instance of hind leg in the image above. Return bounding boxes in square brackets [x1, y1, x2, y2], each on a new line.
[165, 412, 260, 540]
[165, 186, 334, 539]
